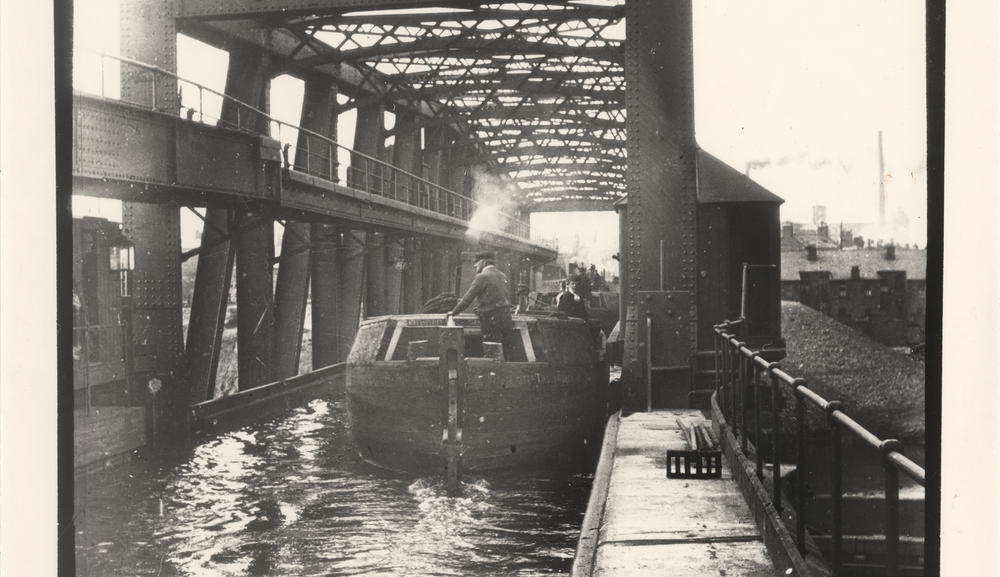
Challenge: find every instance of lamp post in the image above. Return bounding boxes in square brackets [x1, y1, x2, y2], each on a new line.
[109, 237, 135, 402]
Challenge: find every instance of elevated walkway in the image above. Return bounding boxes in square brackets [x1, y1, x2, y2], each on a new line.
[573, 410, 779, 577]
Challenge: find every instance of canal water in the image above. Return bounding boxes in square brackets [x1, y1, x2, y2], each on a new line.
[74, 398, 593, 577]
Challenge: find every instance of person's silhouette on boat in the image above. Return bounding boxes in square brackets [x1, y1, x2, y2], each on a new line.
[448, 251, 514, 348]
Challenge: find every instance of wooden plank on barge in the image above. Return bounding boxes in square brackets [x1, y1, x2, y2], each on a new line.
[191, 363, 346, 432]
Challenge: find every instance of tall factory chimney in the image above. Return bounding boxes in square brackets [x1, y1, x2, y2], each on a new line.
[878, 130, 886, 227]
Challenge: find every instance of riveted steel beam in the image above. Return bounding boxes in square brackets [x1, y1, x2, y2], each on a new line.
[521, 198, 617, 213]
[123, 203, 185, 425]
[178, 0, 474, 20]
[622, 0, 698, 409]
[304, 37, 622, 67]
[121, 0, 179, 113]
[298, 3, 624, 27]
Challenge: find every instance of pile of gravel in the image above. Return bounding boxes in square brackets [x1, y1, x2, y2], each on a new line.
[775, 301, 925, 441]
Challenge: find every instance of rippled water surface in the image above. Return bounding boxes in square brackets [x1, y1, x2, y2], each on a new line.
[74, 399, 592, 576]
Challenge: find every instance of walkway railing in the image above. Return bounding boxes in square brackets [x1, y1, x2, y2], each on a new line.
[713, 320, 925, 577]
[74, 51, 531, 240]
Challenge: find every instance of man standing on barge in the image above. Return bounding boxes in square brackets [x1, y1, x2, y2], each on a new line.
[448, 251, 513, 346]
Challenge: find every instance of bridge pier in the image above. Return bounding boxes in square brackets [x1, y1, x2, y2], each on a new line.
[384, 237, 404, 315]
[123, 203, 186, 429]
[275, 75, 340, 375]
[185, 208, 235, 404]
[119, 2, 186, 430]
[310, 223, 340, 368]
[273, 221, 310, 380]
[235, 211, 275, 390]
[298, 77, 339, 181]
[350, 102, 385, 190]
[365, 233, 387, 317]
[403, 237, 425, 313]
[336, 231, 366, 359]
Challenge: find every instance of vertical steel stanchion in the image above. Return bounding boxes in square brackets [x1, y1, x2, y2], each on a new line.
[645, 313, 653, 412]
[328, 142, 334, 181]
[770, 364, 782, 512]
[736, 343, 747, 454]
[151, 69, 157, 110]
[794, 380, 807, 555]
[882, 439, 904, 577]
[714, 332, 721, 410]
[827, 401, 844, 576]
[752, 353, 763, 480]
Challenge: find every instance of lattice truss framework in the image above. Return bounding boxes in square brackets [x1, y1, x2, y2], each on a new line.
[186, 1, 626, 210]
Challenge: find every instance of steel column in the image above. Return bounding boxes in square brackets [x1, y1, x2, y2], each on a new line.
[122, 204, 185, 424]
[393, 110, 423, 206]
[297, 77, 339, 181]
[220, 49, 271, 132]
[384, 237, 404, 315]
[421, 243, 437, 307]
[273, 221, 311, 379]
[423, 125, 451, 189]
[235, 211, 275, 390]
[435, 245, 449, 296]
[120, 0, 183, 431]
[185, 208, 235, 404]
[365, 233, 386, 317]
[507, 255, 524, 303]
[310, 223, 340, 368]
[623, 0, 698, 402]
[336, 231, 366, 359]
[403, 237, 425, 313]
[220, 45, 274, 390]
[351, 102, 385, 190]
[120, 0, 178, 112]
[276, 76, 339, 374]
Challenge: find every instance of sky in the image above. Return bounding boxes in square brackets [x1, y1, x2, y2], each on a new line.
[72, 0, 928, 253]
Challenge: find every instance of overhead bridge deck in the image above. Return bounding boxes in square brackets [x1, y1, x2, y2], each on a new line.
[72, 93, 556, 261]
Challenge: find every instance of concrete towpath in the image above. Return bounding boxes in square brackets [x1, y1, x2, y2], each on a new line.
[573, 409, 781, 577]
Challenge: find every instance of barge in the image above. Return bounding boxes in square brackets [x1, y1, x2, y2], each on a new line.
[346, 313, 607, 475]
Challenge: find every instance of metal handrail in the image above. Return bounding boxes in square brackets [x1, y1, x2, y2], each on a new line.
[714, 322, 925, 577]
[75, 51, 532, 240]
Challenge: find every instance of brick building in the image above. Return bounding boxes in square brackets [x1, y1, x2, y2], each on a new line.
[781, 229, 926, 346]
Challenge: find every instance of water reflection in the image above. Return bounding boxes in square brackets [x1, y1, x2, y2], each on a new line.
[75, 399, 591, 576]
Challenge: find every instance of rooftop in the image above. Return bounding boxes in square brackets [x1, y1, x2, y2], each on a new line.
[781, 246, 927, 280]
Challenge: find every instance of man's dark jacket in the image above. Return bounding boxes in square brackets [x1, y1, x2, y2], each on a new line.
[451, 265, 509, 314]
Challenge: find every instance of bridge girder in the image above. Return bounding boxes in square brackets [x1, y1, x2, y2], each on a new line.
[175, 1, 627, 211]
